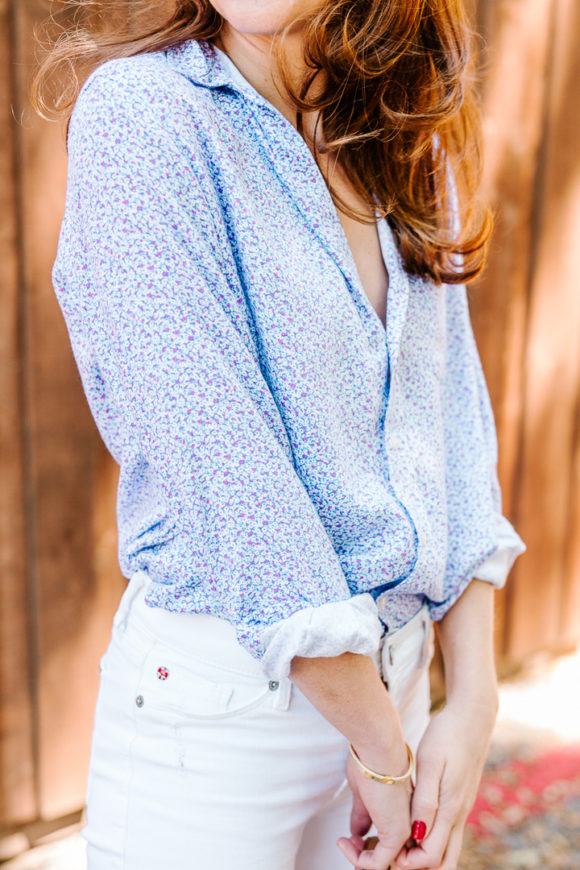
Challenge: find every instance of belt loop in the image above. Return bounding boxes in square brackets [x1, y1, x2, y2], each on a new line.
[380, 632, 395, 687]
[271, 677, 293, 711]
[418, 606, 431, 668]
[113, 570, 149, 633]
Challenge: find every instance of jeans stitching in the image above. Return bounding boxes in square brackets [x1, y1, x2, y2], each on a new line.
[133, 639, 279, 722]
[119, 582, 271, 683]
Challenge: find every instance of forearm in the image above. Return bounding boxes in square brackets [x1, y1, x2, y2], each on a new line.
[435, 579, 499, 712]
[289, 652, 409, 774]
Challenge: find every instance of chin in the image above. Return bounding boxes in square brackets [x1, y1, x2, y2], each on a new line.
[209, 0, 314, 35]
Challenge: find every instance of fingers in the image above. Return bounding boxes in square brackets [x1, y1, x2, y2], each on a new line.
[338, 826, 412, 870]
[437, 823, 465, 870]
[336, 835, 365, 868]
[396, 803, 457, 869]
[339, 837, 403, 870]
[409, 755, 442, 844]
[350, 791, 372, 838]
[337, 792, 376, 869]
[397, 822, 466, 870]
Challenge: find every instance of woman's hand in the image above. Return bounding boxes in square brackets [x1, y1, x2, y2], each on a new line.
[395, 691, 498, 870]
[392, 578, 499, 869]
[337, 742, 413, 870]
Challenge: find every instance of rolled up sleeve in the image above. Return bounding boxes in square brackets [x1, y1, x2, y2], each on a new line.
[468, 315, 527, 590]
[430, 280, 526, 623]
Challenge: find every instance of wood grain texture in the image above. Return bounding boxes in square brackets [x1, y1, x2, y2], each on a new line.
[12, 0, 125, 821]
[471, 0, 554, 521]
[0, 0, 36, 830]
[467, 0, 556, 663]
[505, 0, 580, 658]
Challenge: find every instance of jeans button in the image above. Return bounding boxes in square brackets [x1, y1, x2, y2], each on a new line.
[268, 680, 279, 691]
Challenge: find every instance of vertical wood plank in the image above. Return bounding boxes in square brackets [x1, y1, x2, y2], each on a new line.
[561, 390, 580, 647]
[470, 0, 554, 660]
[13, 0, 125, 819]
[507, 0, 580, 657]
[471, 0, 553, 520]
[547, 0, 580, 650]
[0, 0, 37, 829]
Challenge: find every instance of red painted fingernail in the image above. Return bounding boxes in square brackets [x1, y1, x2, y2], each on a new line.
[412, 820, 427, 841]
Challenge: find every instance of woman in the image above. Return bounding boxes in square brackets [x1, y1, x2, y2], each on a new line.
[33, 1, 526, 868]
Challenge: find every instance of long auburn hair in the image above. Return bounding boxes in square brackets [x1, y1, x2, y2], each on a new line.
[32, 0, 492, 285]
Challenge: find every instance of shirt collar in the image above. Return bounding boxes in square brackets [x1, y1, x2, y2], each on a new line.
[164, 37, 413, 372]
[165, 38, 266, 105]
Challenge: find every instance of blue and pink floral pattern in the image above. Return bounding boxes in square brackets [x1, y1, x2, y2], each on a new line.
[51, 38, 525, 679]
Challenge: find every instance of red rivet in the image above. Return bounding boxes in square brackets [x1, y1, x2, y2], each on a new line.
[157, 666, 169, 680]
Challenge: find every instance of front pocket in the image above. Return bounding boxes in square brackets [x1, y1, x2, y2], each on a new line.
[134, 640, 273, 721]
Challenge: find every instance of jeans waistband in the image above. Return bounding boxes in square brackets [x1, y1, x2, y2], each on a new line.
[114, 571, 267, 678]
[381, 603, 432, 670]
[115, 570, 431, 681]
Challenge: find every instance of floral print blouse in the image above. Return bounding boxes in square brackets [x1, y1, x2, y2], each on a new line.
[51, 38, 526, 680]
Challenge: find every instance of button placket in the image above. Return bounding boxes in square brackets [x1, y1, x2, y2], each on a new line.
[390, 432, 402, 450]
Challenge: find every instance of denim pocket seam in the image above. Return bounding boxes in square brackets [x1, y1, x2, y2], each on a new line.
[134, 640, 274, 722]
[116, 609, 268, 684]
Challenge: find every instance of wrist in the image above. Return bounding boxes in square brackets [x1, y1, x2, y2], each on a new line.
[352, 727, 409, 776]
[445, 679, 499, 725]
[444, 657, 498, 703]
[349, 740, 414, 784]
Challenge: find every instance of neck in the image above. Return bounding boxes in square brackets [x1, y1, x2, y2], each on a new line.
[213, 24, 321, 137]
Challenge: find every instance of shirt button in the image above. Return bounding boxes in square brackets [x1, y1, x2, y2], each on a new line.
[268, 680, 279, 691]
[391, 433, 402, 450]
[135, 694, 144, 708]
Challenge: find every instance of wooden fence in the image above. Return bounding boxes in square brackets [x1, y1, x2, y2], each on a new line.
[1, 0, 579, 846]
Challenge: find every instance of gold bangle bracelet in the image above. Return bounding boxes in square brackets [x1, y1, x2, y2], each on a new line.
[348, 742, 415, 785]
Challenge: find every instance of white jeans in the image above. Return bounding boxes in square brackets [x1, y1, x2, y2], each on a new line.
[83, 570, 434, 870]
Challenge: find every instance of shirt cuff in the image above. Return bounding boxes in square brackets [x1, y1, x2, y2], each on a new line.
[259, 594, 385, 682]
[472, 513, 527, 589]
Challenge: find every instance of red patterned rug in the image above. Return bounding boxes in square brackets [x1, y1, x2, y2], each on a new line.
[461, 743, 580, 869]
